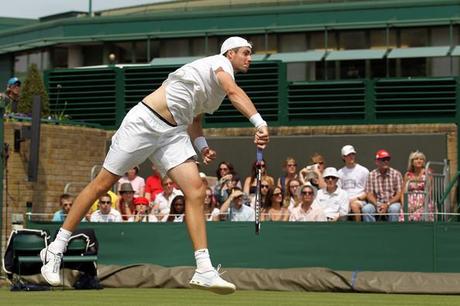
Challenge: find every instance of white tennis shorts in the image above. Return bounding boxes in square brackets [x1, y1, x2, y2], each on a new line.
[103, 102, 197, 177]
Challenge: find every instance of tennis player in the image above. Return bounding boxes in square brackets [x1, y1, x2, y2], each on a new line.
[40, 36, 269, 294]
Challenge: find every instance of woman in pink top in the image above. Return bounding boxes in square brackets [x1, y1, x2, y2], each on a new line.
[117, 166, 145, 198]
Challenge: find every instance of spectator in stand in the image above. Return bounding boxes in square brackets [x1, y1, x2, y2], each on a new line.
[0, 77, 21, 114]
[243, 159, 275, 196]
[262, 186, 290, 221]
[165, 195, 186, 222]
[117, 166, 145, 198]
[277, 157, 299, 194]
[218, 188, 254, 222]
[144, 164, 163, 202]
[151, 176, 183, 221]
[214, 173, 242, 205]
[400, 150, 434, 222]
[283, 178, 301, 213]
[289, 184, 326, 222]
[249, 178, 271, 208]
[215, 161, 235, 181]
[89, 190, 118, 214]
[312, 167, 349, 222]
[90, 193, 122, 222]
[338, 145, 370, 222]
[204, 187, 220, 221]
[129, 197, 157, 222]
[115, 183, 136, 221]
[299, 153, 326, 189]
[52, 194, 74, 222]
[364, 149, 402, 222]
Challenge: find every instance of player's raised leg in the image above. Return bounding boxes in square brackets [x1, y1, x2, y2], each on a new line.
[40, 168, 120, 286]
[168, 160, 236, 294]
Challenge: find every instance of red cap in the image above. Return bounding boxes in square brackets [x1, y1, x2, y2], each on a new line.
[375, 149, 391, 160]
[133, 197, 149, 206]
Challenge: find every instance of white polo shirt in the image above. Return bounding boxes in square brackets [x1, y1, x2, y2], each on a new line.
[230, 204, 255, 222]
[312, 187, 349, 220]
[153, 188, 184, 215]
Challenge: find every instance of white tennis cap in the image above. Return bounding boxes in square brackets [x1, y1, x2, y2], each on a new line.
[323, 167, 340, 179]
[341, 145, 356, 156]
[220, 37, 252, 55]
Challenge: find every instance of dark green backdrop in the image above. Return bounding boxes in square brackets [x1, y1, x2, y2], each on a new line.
[28, 222, 460, 273]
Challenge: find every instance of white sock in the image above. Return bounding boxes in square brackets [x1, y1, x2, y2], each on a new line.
[49, 228, 72, 253]
[194, 248, 213, 272]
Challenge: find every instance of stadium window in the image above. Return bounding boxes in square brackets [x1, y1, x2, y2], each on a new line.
[51, 47, 68, 69]
[400, 58, 427, 77]
[370, 29, 396, 49]
[247, 33, 277, 54]
[400, 27, 429, 47]
[280, 33, 308, 81]
[111, 42, 134, 63]
[190, 37, 207, 56]
[82, 45, 103, 66]
[159, 38, 189, 57]
[134, 40, 148, 63]
[340, 60, 365, 79]
[339, 31, 367, 50]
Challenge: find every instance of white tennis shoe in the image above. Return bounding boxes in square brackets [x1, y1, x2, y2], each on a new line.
[40, 248, 63, 286]
[189, 265, 236, 295]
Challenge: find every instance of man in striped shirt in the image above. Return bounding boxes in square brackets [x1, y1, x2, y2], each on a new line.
[363, 149, 402, 222]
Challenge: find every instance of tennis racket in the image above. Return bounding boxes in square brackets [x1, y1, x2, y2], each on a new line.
[254, 148, 263, 235]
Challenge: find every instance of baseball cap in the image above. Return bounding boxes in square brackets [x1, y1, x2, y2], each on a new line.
[7, 77, 21, 87]
[375, 149, 391, 160]
[341, 145, 356, 156]
[323, 167, 340, 178]
[220, 37, 252, 55]
[134, 197, 149, 206]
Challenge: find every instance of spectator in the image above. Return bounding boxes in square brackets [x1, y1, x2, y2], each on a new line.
[283, 178, 301, 213]
[312, 167, 349, 222]
[262, 186, 290, 221]
[89, 190, 118, 214]
[117, 166, 145, 198]
[277, 157, 299, 194]
[115, 183, 136, 221]
[214, 173, 242, 205]
[243, 159, 275, 195]
[218, 188, 255, 222]
[289, 184, 326, 221]
[52, 194, 74, 222]
[249, 178, 271, 208]
[144, 164, 163, 202]
[215, 161, 235, 182]
[165, 195, 186, 222]
[129, 197, 157, 222]
[151, 176, 183, 220]
[90, 193, 122, 222]
[338, 145, 370, 222]
[400, 150, 434, 222]
[299, 153, 326, 189]
[0, 77, 21, 114]
[364, 149, 402, 222]
[204, 187, 220, 221]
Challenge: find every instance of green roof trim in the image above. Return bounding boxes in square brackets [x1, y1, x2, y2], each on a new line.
[325, 49, 387, 61]
[268, 51, 325, 62]
[387, 46, 450, 59]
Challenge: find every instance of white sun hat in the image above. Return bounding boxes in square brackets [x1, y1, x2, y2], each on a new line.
[220, 37, 252, 55]
[323, 167, 340, 178]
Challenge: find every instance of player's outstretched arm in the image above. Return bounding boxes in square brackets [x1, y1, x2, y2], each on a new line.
[216, 69, 269, 149]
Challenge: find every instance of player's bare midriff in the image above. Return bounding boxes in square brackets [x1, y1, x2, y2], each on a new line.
[143, 85, 178, 126]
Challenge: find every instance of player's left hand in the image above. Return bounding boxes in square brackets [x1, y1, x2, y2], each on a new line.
[254, 125, 269, 149]
[201, 147, 216, 165]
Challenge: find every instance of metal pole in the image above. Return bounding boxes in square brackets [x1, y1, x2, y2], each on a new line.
[89, 0, 93, 17]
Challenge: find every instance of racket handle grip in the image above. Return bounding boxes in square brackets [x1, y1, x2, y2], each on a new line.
[256, 148, 263, 162]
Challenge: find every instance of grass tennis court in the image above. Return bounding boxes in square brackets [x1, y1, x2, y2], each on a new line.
[2, 287, 460, 306]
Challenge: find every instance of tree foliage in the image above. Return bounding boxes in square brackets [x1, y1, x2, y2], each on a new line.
[18, 64, 50, 116]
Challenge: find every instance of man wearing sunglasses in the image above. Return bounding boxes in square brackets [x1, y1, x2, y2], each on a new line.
[364, 149, 402, 222]
[90, 194, 122, 222]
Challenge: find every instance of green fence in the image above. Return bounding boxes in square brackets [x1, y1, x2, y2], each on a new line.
[27, 221, 460, 273]
[45, 63, 460, 129]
